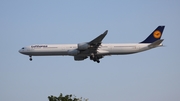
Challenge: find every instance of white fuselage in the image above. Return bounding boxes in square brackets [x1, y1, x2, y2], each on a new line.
[19, 43, 159, 56]
[18, 26, 165, 63]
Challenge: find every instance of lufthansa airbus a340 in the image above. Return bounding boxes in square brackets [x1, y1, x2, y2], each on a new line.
[19, 26, 165, 63]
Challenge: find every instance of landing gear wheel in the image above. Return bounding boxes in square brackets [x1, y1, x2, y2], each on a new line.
[97, 60, 100, 63]
[90, 53, 95, 60]
[29, 56, 32, 61]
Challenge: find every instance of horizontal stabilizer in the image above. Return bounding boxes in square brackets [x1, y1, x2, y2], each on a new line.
[148, 39, 164, 48]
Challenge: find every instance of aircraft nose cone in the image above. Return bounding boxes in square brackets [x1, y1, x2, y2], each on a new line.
[19, 49, 23, 53]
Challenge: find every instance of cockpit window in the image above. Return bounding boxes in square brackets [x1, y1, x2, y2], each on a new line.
[22, 47, 25, 49]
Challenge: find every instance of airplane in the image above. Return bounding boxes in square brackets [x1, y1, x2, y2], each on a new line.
[19, 26, 165, 63]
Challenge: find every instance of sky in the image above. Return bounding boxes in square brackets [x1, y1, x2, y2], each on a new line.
[0, 0, 180, 101]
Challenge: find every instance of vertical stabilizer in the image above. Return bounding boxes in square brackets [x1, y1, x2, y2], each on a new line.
[141, 26, 165, 43]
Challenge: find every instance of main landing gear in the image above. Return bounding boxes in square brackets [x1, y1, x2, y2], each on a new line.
[96, 60, 100, 63]
[29, 56, 32, 61]
[93, 58, 100, 63]
[90, 53, 100, 63]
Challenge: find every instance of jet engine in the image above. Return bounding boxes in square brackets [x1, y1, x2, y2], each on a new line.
[68, 49, 80, 55]
[77, 42, 90, 50]
[74, 56, 88, 61]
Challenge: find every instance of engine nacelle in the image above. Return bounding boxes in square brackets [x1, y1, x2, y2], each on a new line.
[74, 56, 88, 61]
[78, 42, 89, 50]
[68, 49, 80, 55]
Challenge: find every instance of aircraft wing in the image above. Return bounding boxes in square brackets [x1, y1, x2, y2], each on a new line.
[89, 30, 108, 45]
[84, 30, 108, 54]
[77, 30, 108, 56]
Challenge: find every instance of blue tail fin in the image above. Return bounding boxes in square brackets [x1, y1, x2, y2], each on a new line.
[140, 26, 165, 43]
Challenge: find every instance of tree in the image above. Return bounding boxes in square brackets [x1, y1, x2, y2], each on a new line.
[48, 93, 88, 101]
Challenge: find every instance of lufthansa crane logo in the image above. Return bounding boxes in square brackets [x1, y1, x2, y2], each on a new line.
[153, 30, 161, 39]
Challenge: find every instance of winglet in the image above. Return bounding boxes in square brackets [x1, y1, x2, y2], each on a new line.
[141, 26, 165, 43]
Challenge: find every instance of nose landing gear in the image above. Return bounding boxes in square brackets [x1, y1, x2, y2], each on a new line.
[29, 56, 32, 61]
